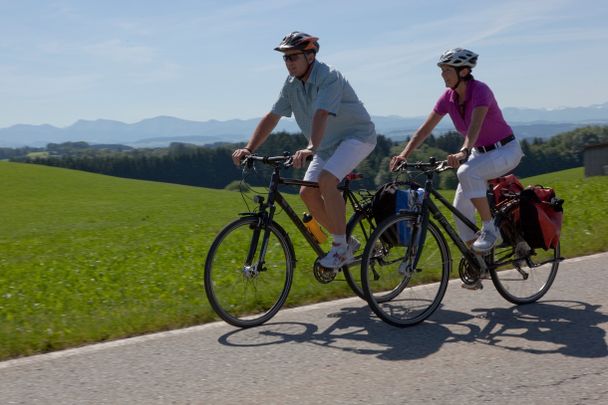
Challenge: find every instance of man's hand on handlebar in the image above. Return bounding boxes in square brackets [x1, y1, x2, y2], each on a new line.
[292, 148, 314, 169]
[232, 148, 252, 166]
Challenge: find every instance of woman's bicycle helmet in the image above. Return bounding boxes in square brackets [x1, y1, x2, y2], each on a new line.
[437, 48, 478, 68]
[274, 31, 320, 54]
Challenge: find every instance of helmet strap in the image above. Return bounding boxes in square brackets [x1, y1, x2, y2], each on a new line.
[450, 76, 461, 90]
[450, 67, 467, 90]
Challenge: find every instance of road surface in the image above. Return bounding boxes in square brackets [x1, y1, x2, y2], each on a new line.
[1, 253, 607, 404]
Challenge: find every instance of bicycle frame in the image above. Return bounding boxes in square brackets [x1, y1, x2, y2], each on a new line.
[243, 159, 367, 272]
[402, 162, 488, 273]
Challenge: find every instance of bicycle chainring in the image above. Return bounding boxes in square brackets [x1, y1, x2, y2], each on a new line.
[313, 260, 338, 284]
[458, 257, 480, 285]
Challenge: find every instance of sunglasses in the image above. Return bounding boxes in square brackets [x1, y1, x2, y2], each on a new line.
[282, 53, 307, 62]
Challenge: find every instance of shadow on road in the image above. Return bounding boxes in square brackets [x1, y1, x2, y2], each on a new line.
[218, 300, 607, 361]
[472, 300, 608, 358]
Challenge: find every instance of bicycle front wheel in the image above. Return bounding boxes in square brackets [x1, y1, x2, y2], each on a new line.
[204, 217, 294, 328]
[361, 215, 450, 327]
[342, 208, 410, 302]
[490, 241, 560, 304]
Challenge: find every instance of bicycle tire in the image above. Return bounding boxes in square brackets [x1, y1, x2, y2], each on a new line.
[204, 216, 294, 328]
[342, 209, 371, 299]
[342, 209, 409, 302]
[361, 214, 450, 327]
[490, 241, 560, 304]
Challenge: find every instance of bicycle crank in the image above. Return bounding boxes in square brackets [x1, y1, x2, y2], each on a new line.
[313, 260, 338, 283]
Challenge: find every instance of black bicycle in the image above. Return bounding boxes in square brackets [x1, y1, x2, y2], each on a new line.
[360, 158, 564, 327]
[204, 153, 406, 328]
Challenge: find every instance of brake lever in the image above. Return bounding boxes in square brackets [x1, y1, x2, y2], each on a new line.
[240, 155, 256, 173]
[283, 156, 294, 168]
[436, 160, 453, 172]
[392, 159, 408, 172]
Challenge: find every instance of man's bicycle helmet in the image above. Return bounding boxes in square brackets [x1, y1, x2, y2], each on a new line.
[437, 48, 478, 68]
[274, 31, 320, 54]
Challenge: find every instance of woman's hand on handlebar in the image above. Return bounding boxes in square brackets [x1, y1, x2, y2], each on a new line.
[447, 150, 468, 169]
[389, 155, 406, 172]
[292, 148, 314, 169]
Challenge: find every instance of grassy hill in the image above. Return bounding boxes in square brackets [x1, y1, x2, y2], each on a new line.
[1, 162, 607, 360]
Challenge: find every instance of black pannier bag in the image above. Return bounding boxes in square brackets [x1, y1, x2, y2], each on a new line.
[519, 185, 564, 250]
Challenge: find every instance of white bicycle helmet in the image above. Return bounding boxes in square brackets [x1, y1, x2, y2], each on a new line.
[437, 48, 478, 68]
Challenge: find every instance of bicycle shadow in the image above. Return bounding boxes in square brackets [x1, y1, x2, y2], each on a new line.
[218, 299, 607, 361]
[472, 300, 608, 358]
[217, 304, 479, 361]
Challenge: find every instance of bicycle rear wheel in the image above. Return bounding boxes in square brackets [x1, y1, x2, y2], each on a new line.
[361, 214, 450, 327]
[342, 209, 410, 302]
[342, 209, 374, 300]
[490, 241, 560, 304]
[204, 217, 294, 327]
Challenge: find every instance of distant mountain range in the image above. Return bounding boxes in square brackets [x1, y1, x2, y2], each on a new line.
[2, 102, 607, 148]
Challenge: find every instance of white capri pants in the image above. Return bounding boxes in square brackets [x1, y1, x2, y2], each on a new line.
[454, 139, 524, 241]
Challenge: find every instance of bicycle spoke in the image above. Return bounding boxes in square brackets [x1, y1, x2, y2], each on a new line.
[362, 215, 450, 327]
[490, 242, 560, 304]
[205, 217, 293, 327]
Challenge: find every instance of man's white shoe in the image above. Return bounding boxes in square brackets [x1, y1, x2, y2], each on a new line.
[348, 236, 361, 255]
[318, 243, 354, 269]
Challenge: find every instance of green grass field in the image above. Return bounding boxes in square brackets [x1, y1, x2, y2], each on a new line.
[1, 161, 607, 360]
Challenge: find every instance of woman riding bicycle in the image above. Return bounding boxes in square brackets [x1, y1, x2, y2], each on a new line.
[390, 48, 523, 257]
[232, 32, 377, 269]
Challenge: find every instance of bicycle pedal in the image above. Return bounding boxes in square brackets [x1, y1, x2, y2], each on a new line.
[461, 280, 483, 290]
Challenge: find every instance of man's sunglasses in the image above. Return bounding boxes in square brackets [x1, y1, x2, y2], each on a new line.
[282, 52, 309, 62]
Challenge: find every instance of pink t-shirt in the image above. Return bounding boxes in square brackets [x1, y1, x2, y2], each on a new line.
[433, 80, 512, 147]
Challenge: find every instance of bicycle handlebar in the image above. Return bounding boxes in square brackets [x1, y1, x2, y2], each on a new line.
[242, 152, 319, 169]
[393, 157, 452, 173]
[242, 153, 294, 168]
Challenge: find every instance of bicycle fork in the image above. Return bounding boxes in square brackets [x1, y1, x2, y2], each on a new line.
[242, 209, 276, 279]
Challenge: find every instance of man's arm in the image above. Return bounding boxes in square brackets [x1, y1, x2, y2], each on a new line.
[292, 109, 329, 168]
[309, 109, 329, 150]
[231, 112, 281, 165]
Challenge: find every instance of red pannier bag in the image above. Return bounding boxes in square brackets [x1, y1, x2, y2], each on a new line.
[519, 185, 564, 250]
[488, 174, 524, 206]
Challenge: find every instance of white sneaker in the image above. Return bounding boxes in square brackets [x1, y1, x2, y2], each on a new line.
[472, 225, 503, 253]
[318, 243, 354, 269]
[461, 280, 483, 290]
[348, 236, 361, 255]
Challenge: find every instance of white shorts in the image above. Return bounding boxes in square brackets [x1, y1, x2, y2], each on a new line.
[303, 139, 376, 182]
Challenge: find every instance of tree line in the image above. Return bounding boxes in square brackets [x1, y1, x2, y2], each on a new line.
[9, 125, 608, 191]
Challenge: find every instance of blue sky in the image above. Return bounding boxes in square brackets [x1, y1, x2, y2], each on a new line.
[1, 0, 607, 128]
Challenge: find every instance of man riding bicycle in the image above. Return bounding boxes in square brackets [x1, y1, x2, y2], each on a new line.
[232, 31, 377, 269]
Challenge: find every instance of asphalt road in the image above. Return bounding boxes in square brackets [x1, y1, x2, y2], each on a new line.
[1, 252, 607, 404]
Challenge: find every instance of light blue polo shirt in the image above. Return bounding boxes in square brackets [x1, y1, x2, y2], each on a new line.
[271, 60, 377, 160]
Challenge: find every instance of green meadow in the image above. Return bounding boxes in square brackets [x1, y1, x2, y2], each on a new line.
[1, 161, 607, 360]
